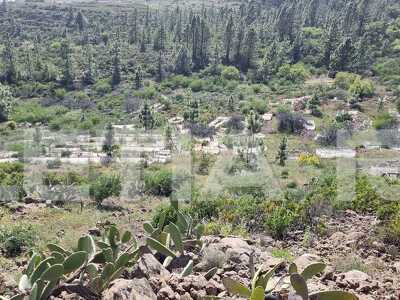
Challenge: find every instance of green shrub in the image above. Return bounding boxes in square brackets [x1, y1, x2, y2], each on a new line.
[12, 103, 68, 124]
[286, 181, 297, 189]
[348, 77, 375, 97]
[298, 153, 321, 167]
[352, 175, 382, 213]
[0, 224, 37, 257]
[0, 162, 25, 200]
[89, 173, 122, 204]
[144, 168, 173, 196]
[334, 72, 359, 89]
[221, 66, 240, 81]
[134, 86, 158, 99]
[94, 79, 112, 95]
[277, 63, 310, 83]
[152, 203, 178, 229]
[281, 170, 289, 179]
[187, 198, 219, 222]
[43, 171, 86, 186]
[189, 79, 204, 92]
[239, 98, 268, 114]
[382, 213, 400, 246]
[373, 113, 397, 130]
[54, 88, 66, 99]
[265, 205, 297, 239]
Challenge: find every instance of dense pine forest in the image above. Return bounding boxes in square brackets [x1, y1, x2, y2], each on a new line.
[0, 0, 400, 300]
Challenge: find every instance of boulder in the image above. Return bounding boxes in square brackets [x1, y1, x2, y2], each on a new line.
[337, 270, 371, 290]
[167, 274, 221, 299]
[138, 253, 171, 279]
[101, 197, 123, 211]
[218, 237, 252, 267]
[259, 253, 283, 269]
[293, 254, 322, 272]
[102, 278, 157, 300]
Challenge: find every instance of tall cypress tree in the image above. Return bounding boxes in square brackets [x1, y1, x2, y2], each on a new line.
[322, 21, 340, 68]
[234, 22, 245, 66]
[129, 9, 138, 44]
[139, 103, 154, 131]
[60, 40, 73, 88]
[224, 15, 234, 64]
[157, 51, 164, 82]
[305, 0, 319, 27]
[111, 45, 121, 87]
[357, 0, 371, 36]
[175, 45, 191, 75]
[329, 37, 355, 76]
[2, 39, 17, 84]
[75, 11, 87, 33]
[241, 27, 257, 71]
[135, 66, 143, 89]
[1, 0, 7, 13]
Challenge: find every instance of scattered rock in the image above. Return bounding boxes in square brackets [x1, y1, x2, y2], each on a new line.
[87, 227, 101, 237]
[337, 270, 371, 290]
[293, 254, 322, 272]
[102, 278, 157, 300]
[100, 197, 123, 211]
[137, 253, 171, 279]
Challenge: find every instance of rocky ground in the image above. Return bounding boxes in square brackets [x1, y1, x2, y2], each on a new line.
[0, 210, 399, 300]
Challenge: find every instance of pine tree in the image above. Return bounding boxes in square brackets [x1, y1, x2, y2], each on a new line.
[33, 127, 42, 147]
[66, 7, 74, 27]
[276, 136, 288, 166]
[354, 36, 371, 73]
[140, 28, 146, 52]
[186, 98, 199, 124]
[153, 23, 166, 51]
[210, 43, 221, 76]
[75, 11, 87, 32]
[322, 21, 339, 68]
[0, 83, 14, 122]
[245, 110, 262, 164]
[157, 51, 164, 82]
[2, 39, 17, 84]
[241, 27, 257, 71]
[275, 2, 295, 40]
[305, 0, 319, 27]
[164, 125, 174, 150]
[174, 8, 182, 43]
[224, 15, 234, 64]
[233, 22, 245, 66]
[175, 45, 191, 75]
[128, 8, 138, 44]
[102, 123, 117, 159]
[329, 37, 355, 76]
[228, 95, 234, 112]
[1, 0, 7, 13]
[60, 40, 73, 88]
[111, 46, 121, 87]
[291, 33, 303, 64]
[135, 66, 143, 89]
[82, 46, 95, 85]
[139, 103, 154, 131]
[357, 0, 371, 36]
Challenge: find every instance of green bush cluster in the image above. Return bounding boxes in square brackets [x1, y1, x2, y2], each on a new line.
[0, 224, 38, 257]
[12, 102, 69, 125]
[373, 112, 397, 130]
[0, 162, 25, 200]
[43, 171, 87, 186]
[144, 168, 173, 196]
[89, 173, 122, 205]
[335, 72, 375, 97]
